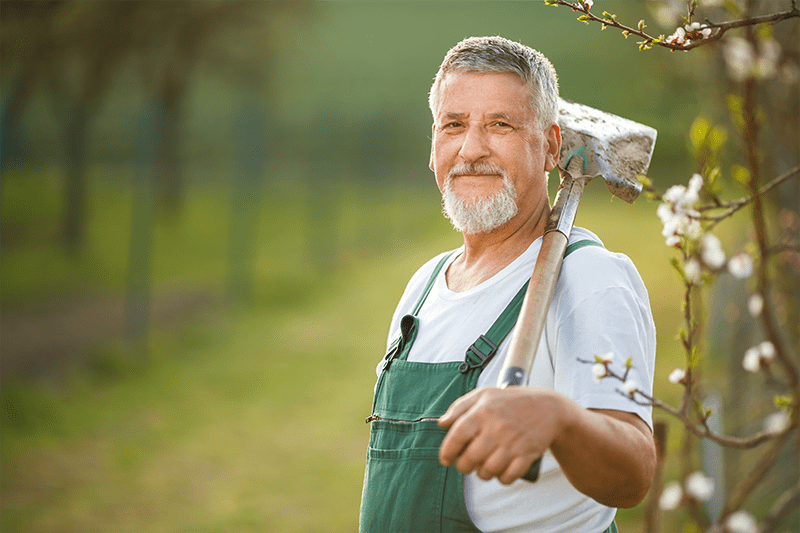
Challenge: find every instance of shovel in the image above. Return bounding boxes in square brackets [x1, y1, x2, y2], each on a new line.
[496, 98, 658, 481]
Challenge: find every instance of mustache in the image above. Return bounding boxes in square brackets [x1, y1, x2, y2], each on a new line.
[448, 162, 508, 180]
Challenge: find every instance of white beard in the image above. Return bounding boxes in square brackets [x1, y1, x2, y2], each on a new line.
[441, 163, 519, 235]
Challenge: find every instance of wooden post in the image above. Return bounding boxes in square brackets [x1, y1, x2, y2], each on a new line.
[643, 420, 668, 533]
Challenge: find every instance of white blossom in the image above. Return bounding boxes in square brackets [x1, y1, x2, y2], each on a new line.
[658, 175, 703, 247]
[685, 471, 715, 501]
[742, 346, 762, 373]
[668, 368, 686, 384]
[659, 482, 683, 510]
[666, 26, 687, 45]
[662, 185, 684, 204]
[686, 22, 701, 32]
[756, 39, 781, 78]
[728, 253, 754, 279]
[621, 380, 638, 397]
[592, 363, 607, 383]
[598, 352, 614, 364]
[725, 510, 758, 533]
[724, 36, 781, 81]
[758, 341, 776, 361]
[701, 233, 726, 268]
[701, 27, 712, 38]
[724, 37, 756, 81]
[684, 258, 702, 284]
[583, 0, 594, 9]
[747, 293, 764, 317]
[763, 411, 790, 435]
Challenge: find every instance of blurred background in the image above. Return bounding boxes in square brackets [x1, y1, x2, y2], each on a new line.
[1, 1, 797, 532]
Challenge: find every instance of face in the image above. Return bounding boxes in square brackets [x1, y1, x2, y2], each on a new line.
[430, 72, 560, 234]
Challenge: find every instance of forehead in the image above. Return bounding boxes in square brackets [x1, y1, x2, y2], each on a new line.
[436, 71, 533, 119]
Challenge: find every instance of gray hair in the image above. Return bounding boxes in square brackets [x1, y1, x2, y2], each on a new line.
[429, 36, 559, 129]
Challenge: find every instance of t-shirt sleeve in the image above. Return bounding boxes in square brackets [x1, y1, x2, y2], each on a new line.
[550, 252, 656, 431]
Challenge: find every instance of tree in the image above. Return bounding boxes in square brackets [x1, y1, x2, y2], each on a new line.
[546, 1, 799, 531]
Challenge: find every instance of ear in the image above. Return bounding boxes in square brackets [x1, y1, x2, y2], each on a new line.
[543, 123, 561, 172]
[429, 123, 436, 171]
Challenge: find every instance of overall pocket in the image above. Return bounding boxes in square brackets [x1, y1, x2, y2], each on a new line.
[360, 420, 448, 533]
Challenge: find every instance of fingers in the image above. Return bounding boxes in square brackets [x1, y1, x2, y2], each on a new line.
[454, 432, 539, 485]
[438, 388, 551, 483]
[438, 411, 479, 467]
[437, 389, 479, 429]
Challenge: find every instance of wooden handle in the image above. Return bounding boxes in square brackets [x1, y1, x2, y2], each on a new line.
[497, 230, 568, 388]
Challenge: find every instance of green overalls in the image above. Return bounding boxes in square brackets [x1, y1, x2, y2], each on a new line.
[360, 241, 618, 533]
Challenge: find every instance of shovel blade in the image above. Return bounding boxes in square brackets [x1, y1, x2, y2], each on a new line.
[558, 98, 657, 203]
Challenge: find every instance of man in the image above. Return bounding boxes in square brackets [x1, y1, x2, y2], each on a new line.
[360, 36, 657, 533]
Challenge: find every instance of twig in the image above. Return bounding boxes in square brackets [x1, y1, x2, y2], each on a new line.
[718, 432, 790, 521]
[544, 0, 800, 51]
[578, 359, 790, 449]
[759, 481, 800, 533]
[697, 165, 800, 225]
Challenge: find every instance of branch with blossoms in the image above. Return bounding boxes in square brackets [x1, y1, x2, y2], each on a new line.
[542, 0, 800, 51]
[579, 354, 793, 450]
[637, 169, 798, 532]
[548, 1, 799, 531]
[582, 351, 797, 530]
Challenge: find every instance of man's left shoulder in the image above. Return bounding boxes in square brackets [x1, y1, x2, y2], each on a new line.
[560, 228, 648, 297]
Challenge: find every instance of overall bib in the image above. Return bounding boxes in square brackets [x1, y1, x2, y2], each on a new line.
[360, 241, 619, 533]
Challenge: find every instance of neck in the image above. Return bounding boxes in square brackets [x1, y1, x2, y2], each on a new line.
[446, 201, 550, 292]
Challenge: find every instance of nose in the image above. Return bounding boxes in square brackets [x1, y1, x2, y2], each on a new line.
[458, 125, 491, 163]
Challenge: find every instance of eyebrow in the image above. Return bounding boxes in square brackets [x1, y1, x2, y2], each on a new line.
[487, 112, 516, 122]
[439, 112, 517, 122]
[441, 112, 468, 121]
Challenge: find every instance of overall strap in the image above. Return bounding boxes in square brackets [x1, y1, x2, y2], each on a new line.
[382, 251, 458, 366]
[459, 239, 603, 374]
[411, 251, 457, 315]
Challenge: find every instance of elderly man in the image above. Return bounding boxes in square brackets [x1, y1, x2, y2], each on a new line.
[360, 36, 657, 533]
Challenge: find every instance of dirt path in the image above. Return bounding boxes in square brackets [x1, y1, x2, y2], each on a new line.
[1, 287, 222, 383]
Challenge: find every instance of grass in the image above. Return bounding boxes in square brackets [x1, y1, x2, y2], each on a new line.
[2, 165, 771, 532]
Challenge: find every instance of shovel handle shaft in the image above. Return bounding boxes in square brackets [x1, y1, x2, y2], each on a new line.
[496, 232, 568, 484]
[495, 165, 589, 484]
[497, 230, 568, 388]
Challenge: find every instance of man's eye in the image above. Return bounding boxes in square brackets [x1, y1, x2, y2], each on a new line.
[443, 122, 463, 129]
[493, 122, 512, 128]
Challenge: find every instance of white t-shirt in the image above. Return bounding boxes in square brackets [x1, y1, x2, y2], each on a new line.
[378, 227, 656, 533]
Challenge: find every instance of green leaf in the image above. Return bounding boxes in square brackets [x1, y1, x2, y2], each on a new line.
[690, 117, 712, 153]
[727, 95, 745, 129]
[577, 14, 590, 24]
[732, 164, 750, 187]
[706, 166, 723, 194]
[625, 357, 633, 369]
[709, 125, 727, 152]
[671, 257, 688, 284]
[773, 395, 792, 408]
[638, 19, 646, 31]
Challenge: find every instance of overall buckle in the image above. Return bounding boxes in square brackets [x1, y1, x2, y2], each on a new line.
[458, 335, 498, 374]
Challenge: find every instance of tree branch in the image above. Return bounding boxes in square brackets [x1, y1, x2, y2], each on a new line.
[543, 0, 800, 51]
[759, 481, 800, 533]
[697, 166, 800, 226]
[719, 432, 790, 521]
[578, 359, 794, 449]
